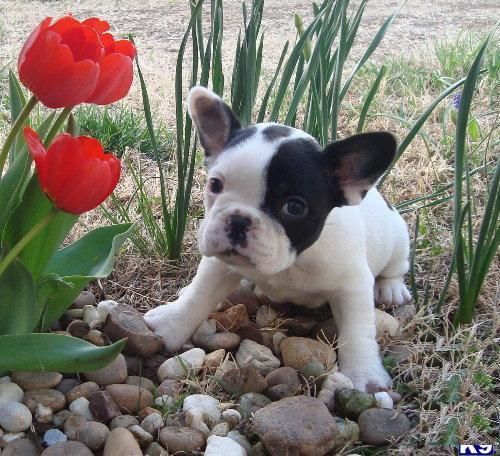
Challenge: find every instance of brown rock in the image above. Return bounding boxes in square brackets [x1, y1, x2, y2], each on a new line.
[254, 396, 338, 456]
[264, 384, 294, 401]
[102, 304, 163, 356]
[55, 378, 81, 395]
[313, 318, 338, 344]
[22, 389, 66, 413]
[103, 428, 142, 456]
[63, 415, 88, 440]
[236, 323, 263, 345]
[1, 438, 42, 456]
[159, 427, 205, 453]
[84, 330, 110, 347]
[66, 320, 90, 339]
[204, 349, 226, 371]
[138, 407, 158, 421]
[71, 291, 96, 310]
[282, 316, 317, 336]
[88, 391, 122, 423]
[156, 379, 183, 399]
[265, 367, 301, 391]
[83, 354, 128, 386]
[220, 366, 267, 395]
[125, 376, 155, 392]
[196, 332, 241, 352]
[280, 337, 336, 371]
[209, 304, 248, 332]
[11, 372, 62, 391]
[40, 441, 93, 456]
[225, 287, 260, 316]
[105, 384, 153, 413]
[77, 421, 110, 450]
[392, 304, 417, 325]
[358, 408, 411, 446]
[65, 382, 99, 403]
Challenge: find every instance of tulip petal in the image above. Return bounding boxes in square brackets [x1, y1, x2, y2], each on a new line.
[82, 17, 111, 34]
[86, 53, 133, 105]
[23, 127, 48, 188]
[18, 17, 52, 70]
[114, 39, 137, 58]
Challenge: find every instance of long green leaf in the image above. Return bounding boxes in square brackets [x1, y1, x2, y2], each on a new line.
[0, 334, 126, 372]
[357, 65, 386, 133]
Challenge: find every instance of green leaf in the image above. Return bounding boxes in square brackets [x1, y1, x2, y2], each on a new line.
[3, 177, 77, 280]
[8, 71, 28, 163]
[0, 259, 36, 335]
[0, 334, 126, 372]
[467, 118, 481, 141]
[39, 223, 135, 328]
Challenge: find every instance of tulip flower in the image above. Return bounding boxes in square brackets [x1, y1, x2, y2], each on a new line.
[23, 127, 121, 214]
[18, 16, 136, 109]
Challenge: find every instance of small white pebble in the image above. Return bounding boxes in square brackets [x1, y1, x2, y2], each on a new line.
[36, 404, 54, 424]
[374, 391, 394, 409]
[44, 428, 67, 446]
[210, 422, 230, 437]
[154, 395, 175, 408]
[69, 397, 94, 420]
[221, 409, 241, 429]
[1, 432, 25, 444]
[96, 300, 118, 323]
[83, 305, 101, 328]
[185, 409, 210, 436]
[0, 376, 12, 384]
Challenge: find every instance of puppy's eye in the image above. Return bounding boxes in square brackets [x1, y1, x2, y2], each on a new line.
[209, 177, 223, 194]
[280, 197, 308, 219]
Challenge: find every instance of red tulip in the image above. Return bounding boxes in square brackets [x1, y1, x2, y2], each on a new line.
[23, 127, 120, 214]
[18, 16, 136, 108]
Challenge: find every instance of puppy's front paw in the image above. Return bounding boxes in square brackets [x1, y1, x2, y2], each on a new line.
[374, 278, 411, 308]
[144, 301, 199, 353]
[341, 361, 392, 393]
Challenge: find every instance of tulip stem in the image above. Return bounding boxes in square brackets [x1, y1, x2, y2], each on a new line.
[0, 95, 38, 177]
[0, 207, 59, 278]
[44, 107, 73, 147]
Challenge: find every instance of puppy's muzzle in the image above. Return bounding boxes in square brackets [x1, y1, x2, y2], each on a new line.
[225, 213, 252, 248]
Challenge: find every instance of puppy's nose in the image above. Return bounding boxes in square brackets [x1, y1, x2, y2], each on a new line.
[227, 214, 251, 247]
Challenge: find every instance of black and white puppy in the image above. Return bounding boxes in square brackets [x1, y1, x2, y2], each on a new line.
[145, 86, 411, 392]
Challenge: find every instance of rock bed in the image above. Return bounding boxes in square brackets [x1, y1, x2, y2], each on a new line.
[0, 284, 417, 455]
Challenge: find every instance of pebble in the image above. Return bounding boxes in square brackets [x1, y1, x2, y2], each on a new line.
[254, 396, 337, 456]
[220, 366, 268, 395]
[185, 409, 210, 436]
[127, 424, 153, 447]
[265, 367, 301, 392]
[210, 422, 230, 437]
[154, 395, 174, 408]
[227, 430, 252, 453]
[333, 417, 360, 451]
[83, 353, 128, 386]
[264, 383, 294, 401]
[140, 412, 163, 434]
[125, 376, 155, 392]
[77, 421, 110, 450]
[1, 432, 25, 445]
[55, 379, 80, 396]
[392, 304, 416, 325]
[63, 415, 88, 440]
[43, 429, 67, 446]
[156, 379, 183, 398]
[40, 441, 94, 456]
[195, 332, 241, 352]
[374, 391, 394, 409]
[65, 382, 99, 404]
[255, 305, 279, 329]
[0, 383, 24, 407]
[69, 397, 94, 420]
[300, 360, 327, 380]
[102, 427, 142, 456]
[85, 329, 110, 346]
[374, 309, 400, 339]
[23, 389, 66, 413]
[53, 410, 71, 427]
[96, 300, 118, 323]
[1, 438, 41, 456]
[272, 332, 286, 355]
[221, 409, 241, 428]
[236, 393, 271, 419]
[102, 304, 163, 356]
[157, 348, 206, 381]
[235, 340, 280, 375]
[334, 388, 376, 420]
[11, 372, 62, 391]
[82, 305, 101, 328]
[280, 337, 336, 371]
[35, 404, 53, 424]
[144, 442, 168, 456]
[358, 408, 411, 446]
[105, 384, 153, 414]
[317, 371, 354, 403]
[209, 304, 248, 332]
[205, 435, 247, 455]
[64, 309, 83, 319]
[225, 287, 260, 316]
[159, 427, 206, 453]
[66, 320, 90, 339]
[88, 390, 122, 422]
[182, 394, 221, 425]
[72, 291, 96, 309]
[0, 402, 32, 432]
[204, 349, 226, 371]
[109, 415, 139, 430]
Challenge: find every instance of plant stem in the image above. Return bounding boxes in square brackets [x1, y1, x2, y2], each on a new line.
[0, 207, 59, 277]
[44, 107, 73, 147]
[0, 95, 38, 177]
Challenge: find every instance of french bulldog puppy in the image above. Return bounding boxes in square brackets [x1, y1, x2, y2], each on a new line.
[144, 86, 411, 392]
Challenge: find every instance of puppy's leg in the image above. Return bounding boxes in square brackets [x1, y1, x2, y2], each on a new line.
[329, 275, 391, 393]
[144, 256, 242, 352]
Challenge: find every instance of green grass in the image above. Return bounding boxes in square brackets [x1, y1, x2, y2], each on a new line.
[75, 105, 174, 159]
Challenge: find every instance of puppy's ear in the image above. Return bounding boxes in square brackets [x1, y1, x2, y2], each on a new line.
[323, 132, 396, 205]
[188, 86, 241, 160]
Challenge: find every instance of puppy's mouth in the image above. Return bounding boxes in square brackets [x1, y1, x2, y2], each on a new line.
[217, 249, 254, 268]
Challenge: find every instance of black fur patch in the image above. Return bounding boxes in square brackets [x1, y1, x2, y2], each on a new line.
[263, 138, 344, 255]
[226, 126, 257, 149]
[262, 125, 292, 142]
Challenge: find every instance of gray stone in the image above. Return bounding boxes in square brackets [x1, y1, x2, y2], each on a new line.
[236, 393, 271, 419]
[235, 340, 280, 375]
[43, 429, 67, 446]
[127, 424, 153, 447]
[0, 402, 32, 432]
[11, 372, 62, 391]
[40, 441, 93, 456]
[0, 383, 23, 407]
[1, 438, 41, 456]
[158, 427, 205, 453]
[265, 367, 301, 391]
[156, 379, 183, 398]
[102, 428, 142, 456]
[22, 389, 66, 413]
[392, 304, 416, 325]
[358, 408, 411, 446]
[109, 415, 139, 430]
[102, 304, 163, 356]
[63, 415, 87, 440]
[140, 413, 163, 434]
[333, 417, 360, 451]
[71, 292, 96, 310]
[77, 421, 110, 450]
[55, 379, 80, 396]
[144, 442, 168, 456]
[66, 321, 90, 339]
[334, 388, 377, 420]
[83, 354, 128, 386]
[264, 384, 294, 401]
[220, 366, 267, 395]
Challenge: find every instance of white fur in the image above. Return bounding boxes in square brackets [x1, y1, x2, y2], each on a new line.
[144, 88, 411, 393]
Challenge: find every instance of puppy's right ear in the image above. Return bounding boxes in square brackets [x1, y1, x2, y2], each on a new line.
[188, 86, 241, 160]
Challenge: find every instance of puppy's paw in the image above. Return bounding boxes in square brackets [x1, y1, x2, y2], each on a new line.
[341, 362, 392, 393]
[374, 278, 411, 308]
[144, 301, 199, 353]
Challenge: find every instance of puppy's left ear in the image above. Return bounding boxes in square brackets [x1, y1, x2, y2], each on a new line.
[324, 132, 396, 205]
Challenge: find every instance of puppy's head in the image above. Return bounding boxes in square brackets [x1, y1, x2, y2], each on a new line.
[188, 86, 396, 275]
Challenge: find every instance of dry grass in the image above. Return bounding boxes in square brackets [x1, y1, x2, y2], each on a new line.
[0, 1, 498, 454]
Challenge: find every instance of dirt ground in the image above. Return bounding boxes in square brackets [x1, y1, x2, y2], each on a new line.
[2, 0, 499, 122]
